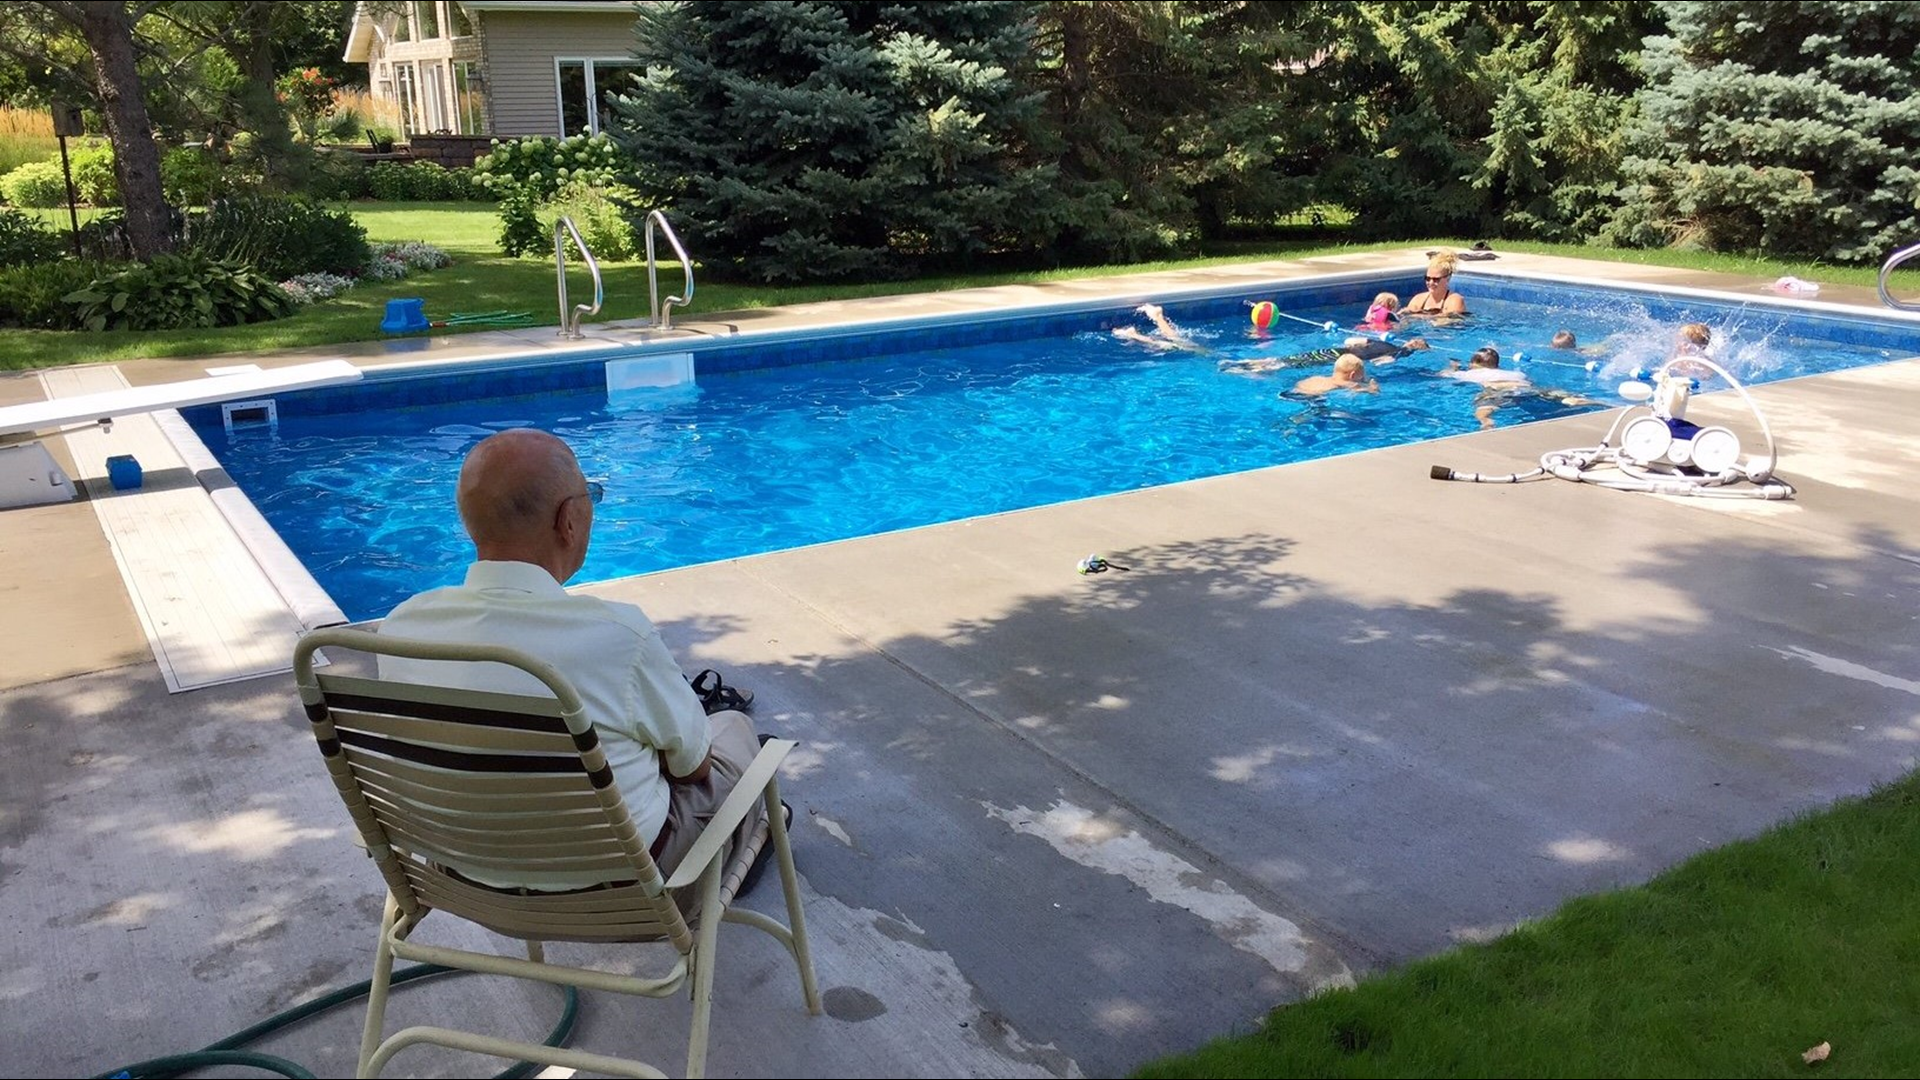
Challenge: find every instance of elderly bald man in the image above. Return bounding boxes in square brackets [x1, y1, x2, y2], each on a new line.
[378, 428, 766, 892]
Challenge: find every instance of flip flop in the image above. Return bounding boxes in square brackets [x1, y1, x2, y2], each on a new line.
[688, 669, 755, 714]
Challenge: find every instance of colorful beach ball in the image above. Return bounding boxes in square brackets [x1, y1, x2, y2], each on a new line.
[1250, 301, 1277, 330]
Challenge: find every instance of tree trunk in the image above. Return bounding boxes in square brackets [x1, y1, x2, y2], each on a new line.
[72, 2, 172, 259]
[234, 0, 295, 181]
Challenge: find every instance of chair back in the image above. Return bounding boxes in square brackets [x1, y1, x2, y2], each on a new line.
[294, 627, 692, 951]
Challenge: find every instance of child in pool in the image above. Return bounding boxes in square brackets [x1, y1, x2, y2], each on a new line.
[1360, 292, 1400, 332]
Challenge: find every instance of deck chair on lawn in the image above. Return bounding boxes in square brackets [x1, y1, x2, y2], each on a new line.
[294, 627, 820, 1079]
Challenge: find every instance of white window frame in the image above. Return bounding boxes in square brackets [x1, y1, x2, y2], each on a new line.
[452, 60, 484, 134]
[553, 57, 641, 137]
[394, 61, 420, 137]
[422, 59, 449, 132]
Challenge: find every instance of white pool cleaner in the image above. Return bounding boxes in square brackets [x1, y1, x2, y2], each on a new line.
[1430, 355, 1796, 500]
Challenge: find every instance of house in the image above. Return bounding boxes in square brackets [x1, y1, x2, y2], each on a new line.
[342, 1, 646, 141]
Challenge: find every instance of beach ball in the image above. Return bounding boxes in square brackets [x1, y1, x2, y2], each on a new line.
[1250, 301, 1277, 330]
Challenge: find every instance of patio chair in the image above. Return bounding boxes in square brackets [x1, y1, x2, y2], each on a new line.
[293, 627, 820, 1079]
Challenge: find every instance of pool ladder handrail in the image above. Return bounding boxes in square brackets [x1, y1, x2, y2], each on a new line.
[554, 216, 603, 340]
[644, 210, 694, 330]
[1879, 241, 1920, 312]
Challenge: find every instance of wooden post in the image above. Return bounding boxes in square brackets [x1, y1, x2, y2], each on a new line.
[52, 102, 84, 258]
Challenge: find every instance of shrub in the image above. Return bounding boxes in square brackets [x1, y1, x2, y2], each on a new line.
[539, 182, 638, 261]
[496, 184, 546, 257]
[360, 253, 410, 281]
[161, 147, 224, 206]
[309, 151, 372, 201]
[68, 141, 117, 205]
[277, 67, 338, 143]
[371, 241, 452, 271]
[0, 160, 68, 208]
[474, 133, 625, 201]
[186, 193, 370, 279]
[0, 208, 67, 268]
[65, 252, 294, 332]
[368, 161, 484, 201]
[278, 270, 356, 305]
[0, 258, 117, 329]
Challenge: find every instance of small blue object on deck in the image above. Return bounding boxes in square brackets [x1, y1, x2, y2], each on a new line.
[106, 454, 142, 491]
[380, 298, 428, 334]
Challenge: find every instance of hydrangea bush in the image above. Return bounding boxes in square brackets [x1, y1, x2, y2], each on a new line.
[473, 133, 626, 201]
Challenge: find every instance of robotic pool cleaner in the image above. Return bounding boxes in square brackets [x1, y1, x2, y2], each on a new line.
[1430, 355, 1796, 500]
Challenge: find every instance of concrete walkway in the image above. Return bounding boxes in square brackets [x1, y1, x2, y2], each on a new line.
[3, 251, 1918, 1077]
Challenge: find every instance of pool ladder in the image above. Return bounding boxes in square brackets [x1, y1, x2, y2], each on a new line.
[554, 217, 602, 340]
[1879, 241, 1920, 312]
[553, 213, 697, 339]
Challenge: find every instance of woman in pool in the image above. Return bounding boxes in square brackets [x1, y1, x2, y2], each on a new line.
[1401, 253, 1467, 320]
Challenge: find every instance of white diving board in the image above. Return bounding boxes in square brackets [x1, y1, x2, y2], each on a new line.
[0, 359, 362, 437]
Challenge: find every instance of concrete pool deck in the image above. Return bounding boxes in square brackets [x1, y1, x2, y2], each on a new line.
[3, 249, 1918, 1076]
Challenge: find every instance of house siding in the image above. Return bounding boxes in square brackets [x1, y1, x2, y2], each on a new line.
[480, 10, 641, 137]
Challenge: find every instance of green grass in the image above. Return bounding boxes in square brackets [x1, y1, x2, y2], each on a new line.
[2, 203, 1915, 371]
[1137, 772, 1920, 1078]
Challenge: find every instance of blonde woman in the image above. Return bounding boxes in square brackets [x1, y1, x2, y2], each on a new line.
[1401, 253, 1468, 318]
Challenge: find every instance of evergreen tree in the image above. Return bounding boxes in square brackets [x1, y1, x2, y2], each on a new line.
[1029, 1, 1348, 260]
[610, 0, 1073, 282]
[1604, 0, 1920, 262]
[1305, 1, 1659, 242]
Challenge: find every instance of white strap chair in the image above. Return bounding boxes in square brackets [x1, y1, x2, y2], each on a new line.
[294, 627, 820, 1078]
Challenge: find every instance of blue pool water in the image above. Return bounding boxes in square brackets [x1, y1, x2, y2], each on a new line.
[184, 274, 1920, 622]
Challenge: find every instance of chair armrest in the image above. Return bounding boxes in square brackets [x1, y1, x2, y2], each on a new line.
[665, 737, 795, 892]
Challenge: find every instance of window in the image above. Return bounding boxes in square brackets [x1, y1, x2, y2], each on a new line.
[452, 61, 485, 134]
[422, 61, 449, 132]
[555, 59, 643, 137]
[413, 1, 441, 39]
[449, 1, 474, 37]
[394, 62, 419, 136]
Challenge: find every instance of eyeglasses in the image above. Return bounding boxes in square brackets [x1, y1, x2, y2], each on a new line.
[1425, 275, 1449, 283]
[561, 480, 605, 509]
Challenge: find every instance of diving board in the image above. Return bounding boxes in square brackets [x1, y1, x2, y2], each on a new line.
[0, 359, 362, 437]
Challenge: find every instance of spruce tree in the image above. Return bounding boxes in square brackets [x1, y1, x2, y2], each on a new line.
[610, 0, 1070, 283]
[1604, 0, 1920, 262]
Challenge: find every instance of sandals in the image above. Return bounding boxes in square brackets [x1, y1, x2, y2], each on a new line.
[688, 669, 754, 714]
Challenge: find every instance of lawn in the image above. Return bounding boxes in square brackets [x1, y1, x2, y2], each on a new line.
[5, 201, 1914, 372]
[1137, 773, 1920, 1078]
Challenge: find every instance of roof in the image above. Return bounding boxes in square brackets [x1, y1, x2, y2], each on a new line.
[344, 0, 640, 63]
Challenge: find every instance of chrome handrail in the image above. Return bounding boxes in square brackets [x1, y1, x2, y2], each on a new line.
[554, 216, 603, 340]
[643, 210, 694, 330]
[1879, 241, 1920, 312]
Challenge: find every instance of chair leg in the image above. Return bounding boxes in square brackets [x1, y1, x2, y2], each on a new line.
[685, 858, 725, 1079]
[767, 778, 822, 1014]
[356, 894, 402, 1078]
[525, 939, 545, 964]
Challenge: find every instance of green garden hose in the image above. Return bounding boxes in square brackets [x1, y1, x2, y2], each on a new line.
[90, 962, 578, 1079]
[430, 310, 535, 328]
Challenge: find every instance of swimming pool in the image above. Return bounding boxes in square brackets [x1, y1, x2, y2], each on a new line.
[181, 270, 1920, 623]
